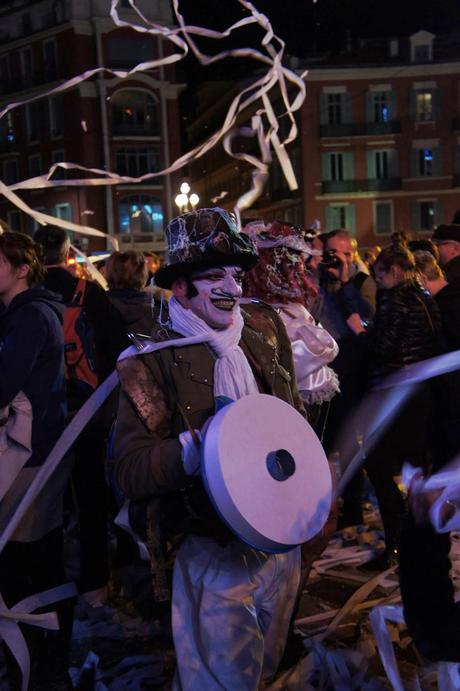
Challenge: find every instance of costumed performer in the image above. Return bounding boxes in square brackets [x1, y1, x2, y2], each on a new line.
[113, 208, 318, 690]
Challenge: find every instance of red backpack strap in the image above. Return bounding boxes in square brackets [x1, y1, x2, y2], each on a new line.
[70, 278, 87, 307]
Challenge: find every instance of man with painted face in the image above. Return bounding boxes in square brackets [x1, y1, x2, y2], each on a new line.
[114, 208, 305, 690]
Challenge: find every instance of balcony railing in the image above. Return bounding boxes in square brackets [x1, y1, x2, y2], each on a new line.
[322, 178, 402, 194]
[112, 123, 160, 137]
[115, 233, 166, 251]
[320, 121, 401, 138]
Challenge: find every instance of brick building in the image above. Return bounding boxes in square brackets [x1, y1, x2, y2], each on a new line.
[0, 0, 183, 253]
[303, 30, 460, 247]
[186, 30, 460, 248]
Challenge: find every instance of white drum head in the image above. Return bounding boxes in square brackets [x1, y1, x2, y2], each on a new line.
[201, 394, 332, 552]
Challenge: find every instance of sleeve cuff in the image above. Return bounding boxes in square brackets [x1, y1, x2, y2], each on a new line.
[179, 429, 202, 475]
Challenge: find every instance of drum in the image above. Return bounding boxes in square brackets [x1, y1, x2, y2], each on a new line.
[201, 394, 332, 552]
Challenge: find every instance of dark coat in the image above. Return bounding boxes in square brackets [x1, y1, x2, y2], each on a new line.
[0, 287, 66, 467]
[370, 279, 441, 377]
[114, 302, 304, 501]
[107, 288, 155, 345]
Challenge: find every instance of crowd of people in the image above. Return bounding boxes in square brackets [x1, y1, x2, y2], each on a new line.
[0, 210, 459, 690]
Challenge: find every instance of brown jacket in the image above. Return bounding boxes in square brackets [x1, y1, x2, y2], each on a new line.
[114, 301, 305, 500]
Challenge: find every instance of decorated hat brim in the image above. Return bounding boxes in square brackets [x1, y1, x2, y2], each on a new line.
[154, 253, 259, 289]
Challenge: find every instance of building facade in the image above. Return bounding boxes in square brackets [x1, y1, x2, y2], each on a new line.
[0, 0, 182, 252]
[186, 30, 460, 248]
[303, 31, 460, 246]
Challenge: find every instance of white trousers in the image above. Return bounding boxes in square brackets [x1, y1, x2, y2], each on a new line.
[171, 535, 301, 691]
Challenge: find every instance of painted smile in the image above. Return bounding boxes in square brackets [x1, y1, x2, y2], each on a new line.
[210, 297, 237, 311]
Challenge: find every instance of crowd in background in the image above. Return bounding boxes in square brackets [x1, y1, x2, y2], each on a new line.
[1, 213, 460, 689]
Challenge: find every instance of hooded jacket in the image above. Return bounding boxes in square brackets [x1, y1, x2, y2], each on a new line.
[0, 287, 68, 542]
[0, 287, 67, 467]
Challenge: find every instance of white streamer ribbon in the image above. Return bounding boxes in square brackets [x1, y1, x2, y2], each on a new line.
[1, 0, 307, 238]
[0, 582, 77, 691]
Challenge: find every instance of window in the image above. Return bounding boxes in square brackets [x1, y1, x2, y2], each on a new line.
[27, 207, 46, 234]
[325, 204, 356, 232]
[0, 111, 16, 144]
[7, 210, 21, 232]
[20, 47, 33, 87]
[0, 54, 10, 93]
[3, 159, 18, 184]
[416, 91, 433, 121]
[322, 152, 353, 182]
[51, 150, 66, 179]
[327, 94, 342, 125]
[414, 45, 430, 62]
[111, 90, 159, 135]
[26, 101, 47, 142]
[374, 201, 394, 234]
[419, 148, 433, 176]
[375, 151, 389, 179]
[53, 203, 72, 221]
[43, 39, 57, 80]
[420, 201, 435, 230]
[49, 96, 64, 137]
[115, 148, 161, 177]
[28, 154, 42, 177]
[118, 195, 164, 235]
[329, 153, 343, 181]
[106, 38, 155, 68]
[372, 92, 389, 123]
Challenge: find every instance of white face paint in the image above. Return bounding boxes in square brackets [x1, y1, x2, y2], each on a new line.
[186, 265, 244, 330]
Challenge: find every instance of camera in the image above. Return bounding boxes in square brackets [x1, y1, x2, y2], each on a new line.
[320, 249, 341, 270]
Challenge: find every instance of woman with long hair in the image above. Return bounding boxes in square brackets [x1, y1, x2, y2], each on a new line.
[348, 240, 441, 569]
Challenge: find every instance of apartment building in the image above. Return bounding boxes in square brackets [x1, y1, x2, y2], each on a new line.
[0, 0, 182, 252]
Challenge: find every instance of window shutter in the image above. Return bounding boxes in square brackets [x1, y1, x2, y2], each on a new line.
[455, 145, 460, 175]
[365, 92, 374, 123]
[342, 92, 353, 124]
[319, 94, 329, 125]
[410, 149, 419, 177]
[321, 153, 331, 180]
[367, 150, 376, 179]
[388, 149, 399, 178]
[343, 152, 354, 180]
[433, 147, 442, 176]
[432, 88, 441, 121]
[435, 200, 445, 226]
[409, 89, 417, 121]
[387, 90, 397, 120]
[346, 204, 356, 234]
[325, 205, 334, 231]
[411, 201, 420, 232]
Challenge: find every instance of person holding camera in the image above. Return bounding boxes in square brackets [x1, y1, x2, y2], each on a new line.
[311, 229, 372, 528]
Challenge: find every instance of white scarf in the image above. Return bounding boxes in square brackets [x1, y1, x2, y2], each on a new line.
[168, 296, 259, 400]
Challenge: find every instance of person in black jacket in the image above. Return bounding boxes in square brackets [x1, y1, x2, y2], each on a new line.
[0, 232, 73, 690]
[106, 249, 155, 341]
[34, 226, 124, 605]
[348, 242, 441, 569]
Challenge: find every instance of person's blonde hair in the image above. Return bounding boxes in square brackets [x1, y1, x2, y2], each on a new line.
[414, 250, 445, 282]
[106, 250, 148, 291]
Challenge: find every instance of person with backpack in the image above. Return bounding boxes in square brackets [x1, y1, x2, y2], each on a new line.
[34, 226, 124, 605]
[0, 231, 74, 690]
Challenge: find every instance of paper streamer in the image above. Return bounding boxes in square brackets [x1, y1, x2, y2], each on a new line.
[1, 0, 307, 239]
[335, 349, 460, 499]
[0, 582, 77, 691]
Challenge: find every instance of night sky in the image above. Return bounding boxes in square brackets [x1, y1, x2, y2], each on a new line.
[178, 0, 460, 74]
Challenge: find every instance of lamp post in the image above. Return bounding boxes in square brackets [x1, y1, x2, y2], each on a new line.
[174, 182, 199, 213]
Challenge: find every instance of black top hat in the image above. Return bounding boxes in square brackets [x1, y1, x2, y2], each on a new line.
[432, 224, 460, 244]
[154, 208, 259, 289]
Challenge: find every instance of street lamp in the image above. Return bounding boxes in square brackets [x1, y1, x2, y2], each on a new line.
[175, 182, 200, 213]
